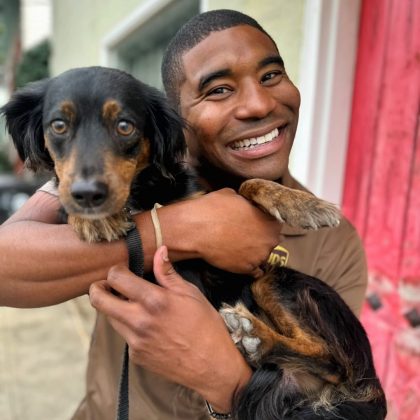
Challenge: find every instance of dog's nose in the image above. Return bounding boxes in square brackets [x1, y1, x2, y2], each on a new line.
[71, 180, 108, 208]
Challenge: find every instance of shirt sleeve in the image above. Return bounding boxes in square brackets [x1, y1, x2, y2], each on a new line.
[38, 179, 59, 197]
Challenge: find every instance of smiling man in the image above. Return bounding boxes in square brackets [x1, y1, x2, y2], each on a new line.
[87, 9, 369, 420]
[0, 9, 368, 420]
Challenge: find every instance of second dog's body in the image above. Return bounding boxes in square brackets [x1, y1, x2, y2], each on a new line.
[2, 67, 386, 419]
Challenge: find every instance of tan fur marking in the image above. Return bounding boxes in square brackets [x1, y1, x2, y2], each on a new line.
[44, 133, 55, 159]
[102, 150, 137, 215]
[54, 149, 79, 209]
[52, 149, 76, 188]
[60, 100, 76, 122]
[102, 100, 122, 121]
[251, 274, 330, 359]
[136, 137, 150, 171]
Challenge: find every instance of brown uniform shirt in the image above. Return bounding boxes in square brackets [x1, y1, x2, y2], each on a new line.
[40, 172, 368, 420]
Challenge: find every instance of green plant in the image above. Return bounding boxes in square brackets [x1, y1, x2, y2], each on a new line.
[0, 144, 12, 173]
[15, 39, 50, 88]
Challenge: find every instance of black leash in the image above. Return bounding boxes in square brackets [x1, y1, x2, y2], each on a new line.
[116, 223, 144, 420]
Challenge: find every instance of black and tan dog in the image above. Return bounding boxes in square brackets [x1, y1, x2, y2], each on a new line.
[1, 67, 386, 419]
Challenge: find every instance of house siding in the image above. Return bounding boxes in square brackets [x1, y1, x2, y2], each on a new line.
[50, 0, 305, 85]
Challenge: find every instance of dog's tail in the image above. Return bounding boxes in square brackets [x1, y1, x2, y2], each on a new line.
[232, 363, 386, 420]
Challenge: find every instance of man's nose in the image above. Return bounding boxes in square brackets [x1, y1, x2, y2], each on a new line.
[235, 82, 277, 120]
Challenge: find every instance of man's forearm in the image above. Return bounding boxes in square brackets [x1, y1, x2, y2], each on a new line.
[0, 189, 281, 307]
[0, 195, 203, 307]
[0, 190, 129, 307]
[0, 210, 191, 307]
[0, 220, 127, 307]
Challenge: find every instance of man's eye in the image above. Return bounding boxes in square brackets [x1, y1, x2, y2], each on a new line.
[116, 120, 135, 136]
[261, 71, 283, 84]
[207, 86, 231, 96]
[50, 119, 68, 135]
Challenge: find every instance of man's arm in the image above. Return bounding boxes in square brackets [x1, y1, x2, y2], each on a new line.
[0, 190, 128, 306]
[0, 188, 281, 307]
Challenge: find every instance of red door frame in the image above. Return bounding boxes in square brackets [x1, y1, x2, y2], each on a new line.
[342, 1, 420, 418]
[343, 0, 420, 282]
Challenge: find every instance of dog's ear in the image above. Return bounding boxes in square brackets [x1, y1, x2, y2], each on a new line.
[0, 78, 54, 172]
[144, 88, 187, 178]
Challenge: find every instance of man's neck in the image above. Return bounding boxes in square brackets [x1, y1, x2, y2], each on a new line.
[194, 159, 283, 192]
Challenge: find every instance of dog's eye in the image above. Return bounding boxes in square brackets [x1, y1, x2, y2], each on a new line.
[50, 119, 68, 135]
[117, 120, 135, 136]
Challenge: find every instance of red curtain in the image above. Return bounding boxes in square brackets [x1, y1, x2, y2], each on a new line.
[342, 0, 420, 418]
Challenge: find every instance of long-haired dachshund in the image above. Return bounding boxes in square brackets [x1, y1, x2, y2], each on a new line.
[1, 67, 386, 419]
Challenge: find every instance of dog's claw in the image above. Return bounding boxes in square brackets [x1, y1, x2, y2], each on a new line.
[240, 317, 253, 333]
[224, 312, 240, 330]
[242, 336, 261, 354]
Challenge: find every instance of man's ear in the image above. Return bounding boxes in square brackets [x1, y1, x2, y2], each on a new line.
[0, 78, 54, 172]
[144, 86, 187, 178]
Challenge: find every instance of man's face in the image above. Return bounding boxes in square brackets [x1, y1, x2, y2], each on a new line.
[179, 25, 301, 181]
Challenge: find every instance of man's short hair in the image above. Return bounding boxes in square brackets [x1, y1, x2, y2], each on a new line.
[161, 9, 278, 109]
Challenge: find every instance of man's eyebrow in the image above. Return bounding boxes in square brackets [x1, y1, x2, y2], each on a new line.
[198, 69, 232, 92]
[258, 55, 285, 70]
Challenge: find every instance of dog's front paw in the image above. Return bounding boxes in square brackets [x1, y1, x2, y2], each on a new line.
[239, 179, 341, 230]
[220, 303, 262, 365]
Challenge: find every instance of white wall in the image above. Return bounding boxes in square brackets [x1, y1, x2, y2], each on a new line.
[21, 0, 52, 50]
[291, 0, 361, 204]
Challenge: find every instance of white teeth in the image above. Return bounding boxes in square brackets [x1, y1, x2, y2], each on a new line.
[231, 127, 280, 150]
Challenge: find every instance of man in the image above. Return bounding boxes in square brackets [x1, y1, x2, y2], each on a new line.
[0, 9, 367, 420]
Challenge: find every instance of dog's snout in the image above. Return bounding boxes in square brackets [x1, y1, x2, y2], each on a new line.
[71, 179, 108, 208]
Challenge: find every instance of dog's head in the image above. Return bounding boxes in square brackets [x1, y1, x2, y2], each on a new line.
[1, 66, 186, 218]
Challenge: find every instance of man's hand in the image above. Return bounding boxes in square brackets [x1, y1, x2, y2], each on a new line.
[158, 188, 283, 276]
[89, 246, 252, 413]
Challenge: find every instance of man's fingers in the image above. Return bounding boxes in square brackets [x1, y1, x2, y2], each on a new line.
[106, 316, 138, 347]
[153, 246, 186, 289]
[89, 281, 144, 344]
[89, 280, 140, 324]
[106, 264, 162, 302]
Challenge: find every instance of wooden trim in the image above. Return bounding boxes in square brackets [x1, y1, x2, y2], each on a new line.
[100, 0, 174, 66]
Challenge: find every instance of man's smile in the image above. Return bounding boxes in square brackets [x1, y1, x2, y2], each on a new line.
[226, 125, 289, 161]
[229, 126, 283, 150]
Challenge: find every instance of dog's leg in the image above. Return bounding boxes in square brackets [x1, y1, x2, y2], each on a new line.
[219, 271, 346, 387]
[220, 274, 330, 365]
[238, 179, 341, 229]
[220, 300, 328, 367]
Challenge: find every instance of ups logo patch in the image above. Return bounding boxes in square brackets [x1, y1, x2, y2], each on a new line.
[267, 245, 289, 267]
